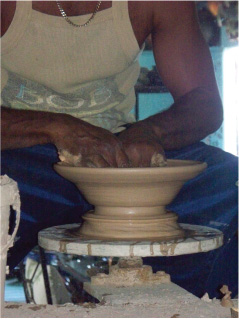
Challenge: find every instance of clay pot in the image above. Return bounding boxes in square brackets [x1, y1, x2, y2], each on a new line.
[54, 160, 207, 240]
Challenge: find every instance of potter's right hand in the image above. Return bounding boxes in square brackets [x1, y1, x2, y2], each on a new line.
[50, 114, 130, 168]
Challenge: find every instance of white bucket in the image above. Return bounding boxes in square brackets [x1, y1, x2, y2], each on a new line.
[0, 175, 21, 316]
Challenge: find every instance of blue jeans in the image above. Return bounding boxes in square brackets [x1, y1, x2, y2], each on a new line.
[1, 142, 238, 298]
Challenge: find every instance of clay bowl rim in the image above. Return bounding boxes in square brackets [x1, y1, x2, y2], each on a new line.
[54, 159, 207, 184]
[54, 159, 207, 175]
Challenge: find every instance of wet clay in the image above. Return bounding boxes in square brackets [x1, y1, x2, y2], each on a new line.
[54, 160, 207, 240]
[58, 150, 167, 168]
[77, 211, 185, 240]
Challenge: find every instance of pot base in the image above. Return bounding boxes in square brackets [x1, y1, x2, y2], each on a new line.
[71, 210, 185, 240]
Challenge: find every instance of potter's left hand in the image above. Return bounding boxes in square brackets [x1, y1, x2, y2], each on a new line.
[118, 121, 167, 167]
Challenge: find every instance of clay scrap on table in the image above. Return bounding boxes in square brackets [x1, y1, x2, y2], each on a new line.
[90, 257, 171, 287]
[220, 285, 234, 308]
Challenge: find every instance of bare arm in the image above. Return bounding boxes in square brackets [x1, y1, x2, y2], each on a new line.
[1, 107, 129, 167]
[119, 1, 223, 160]
[147, 1, 223, 149]
[1, 107, 55, 150]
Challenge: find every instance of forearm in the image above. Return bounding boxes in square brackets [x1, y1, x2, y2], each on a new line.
[1, 106, 130, 168]
[1, 107, 57, 150]
[143, 87, 223, 150]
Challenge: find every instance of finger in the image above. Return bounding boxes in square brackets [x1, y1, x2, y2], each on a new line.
[138, 152, 153, 167]
[123, 143, 167, 168]
[82, 159, 97, 168]
[101, 139, 130, 167]
[85, 154, 111, 168]
[115, 147, 131, 168]
[123, 145, 141, 167]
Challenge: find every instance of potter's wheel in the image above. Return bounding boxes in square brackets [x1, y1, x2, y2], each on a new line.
[39, 156, 223, 293]
[39, 160, 223, 257]
[38, 223, 223, 257]
[39, 161, 224, 296]
[39, 223, 223, 298]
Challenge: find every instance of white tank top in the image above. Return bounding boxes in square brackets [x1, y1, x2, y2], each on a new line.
[1, 1, 143, 132]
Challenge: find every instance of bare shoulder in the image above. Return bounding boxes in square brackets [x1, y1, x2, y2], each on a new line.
[151, 1, 197, 29]
[128, 1, 197, 45]
[128, 1, 155, 47]
[1, 0, 16, 37]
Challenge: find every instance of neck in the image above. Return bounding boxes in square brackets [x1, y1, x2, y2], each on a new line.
[32, 1, 111, 17]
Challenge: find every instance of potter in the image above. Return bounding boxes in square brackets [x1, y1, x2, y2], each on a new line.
[1, 1, 238, 298]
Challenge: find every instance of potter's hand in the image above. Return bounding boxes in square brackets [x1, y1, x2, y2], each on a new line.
[50, 114, 129, 168]
[118, 121, 167, 167]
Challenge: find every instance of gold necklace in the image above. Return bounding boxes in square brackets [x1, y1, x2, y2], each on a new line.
[56, 1, 102, 27]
